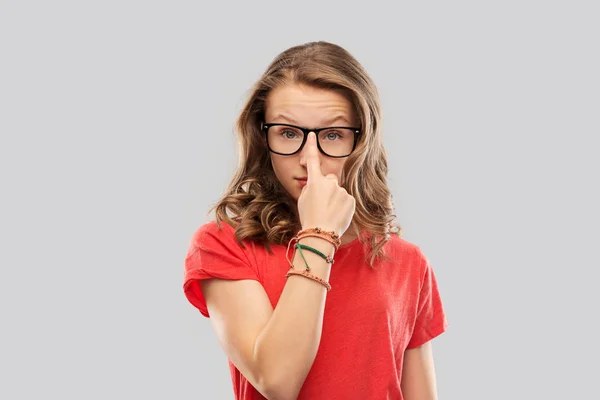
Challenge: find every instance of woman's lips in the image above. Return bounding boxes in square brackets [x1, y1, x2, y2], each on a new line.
[296, 177, 307, 186]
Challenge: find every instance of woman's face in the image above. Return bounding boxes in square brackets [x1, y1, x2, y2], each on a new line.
[264, 83, 359, 201]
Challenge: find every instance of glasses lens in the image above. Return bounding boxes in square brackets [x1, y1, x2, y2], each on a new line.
[267, 125, 356, 157]
[317, 128, 356, 157]
[267, 125, 305, 154]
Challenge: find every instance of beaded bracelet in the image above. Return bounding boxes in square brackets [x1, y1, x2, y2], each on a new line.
[294, 228, 341, 253]
[284, 231, 334, 291]
[295, 227, 341, 250]
[286, 269, 332, 291]
[297, 227, 340, 241]
[296, 233, 340, 252]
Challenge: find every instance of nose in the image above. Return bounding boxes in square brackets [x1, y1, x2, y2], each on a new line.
[299, 131, 319, 167]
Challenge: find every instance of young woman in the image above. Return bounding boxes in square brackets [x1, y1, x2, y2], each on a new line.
[183, 41, 448, 400]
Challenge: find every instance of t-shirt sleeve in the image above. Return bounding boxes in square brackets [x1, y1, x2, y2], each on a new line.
[182, 221, 260, 318]
[406, 247, 449, 349]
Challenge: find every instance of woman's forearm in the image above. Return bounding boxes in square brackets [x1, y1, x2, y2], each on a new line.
[252, 236, 335, 399]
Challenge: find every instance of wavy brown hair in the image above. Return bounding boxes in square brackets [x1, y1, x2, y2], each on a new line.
[209, 41, 402, 266]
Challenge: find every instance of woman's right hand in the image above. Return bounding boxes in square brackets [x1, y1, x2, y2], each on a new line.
[297, 132, 356, 238]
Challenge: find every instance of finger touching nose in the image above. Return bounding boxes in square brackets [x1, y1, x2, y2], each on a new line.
[301, 132, 324, 179]
[300, 132, 319, 164]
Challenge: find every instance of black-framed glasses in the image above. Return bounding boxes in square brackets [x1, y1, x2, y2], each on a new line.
[262, 123, 361, 158]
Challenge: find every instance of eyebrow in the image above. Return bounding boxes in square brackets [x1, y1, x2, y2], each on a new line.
[270, 113, 353, 127]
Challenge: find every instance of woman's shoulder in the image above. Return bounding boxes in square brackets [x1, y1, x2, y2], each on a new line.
[384, 234, 431, 273]
[189, 219, 239, 249]
[385, 233, 420, 255]
[195, 219, 234, 234]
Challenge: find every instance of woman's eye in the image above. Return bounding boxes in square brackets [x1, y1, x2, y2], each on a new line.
[282, 130, 298, 139]
[325, 132, 340, 140]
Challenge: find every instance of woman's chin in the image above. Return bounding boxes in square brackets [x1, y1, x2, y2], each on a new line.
[281, 184, 301, 202]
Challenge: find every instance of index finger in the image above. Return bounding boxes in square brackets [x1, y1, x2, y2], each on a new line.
[305, 132, 323, 180]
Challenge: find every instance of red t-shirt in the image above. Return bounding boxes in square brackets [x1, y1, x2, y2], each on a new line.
[183, 221, 448, 400]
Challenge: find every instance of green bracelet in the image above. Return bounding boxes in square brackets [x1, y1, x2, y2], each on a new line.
[295, 245, 311, 271]
[295, 243, 335, 269]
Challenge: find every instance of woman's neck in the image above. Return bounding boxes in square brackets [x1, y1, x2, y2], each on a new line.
[340, 229, 359, 246]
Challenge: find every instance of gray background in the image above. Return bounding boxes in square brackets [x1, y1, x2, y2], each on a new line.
[1, 1, 598, 399]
